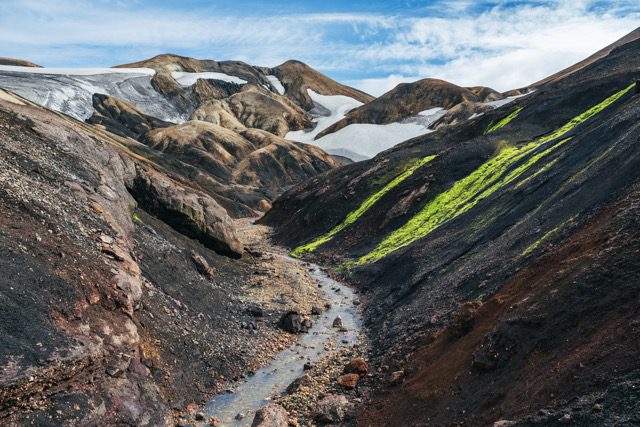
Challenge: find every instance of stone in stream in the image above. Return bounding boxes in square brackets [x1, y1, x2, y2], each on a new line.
[251, 403, 288, 427]
[332, 316, 343, 328]
[311, 306, 322, 315]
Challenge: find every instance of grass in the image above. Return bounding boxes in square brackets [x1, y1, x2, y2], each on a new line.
[291, 155, 437, 257]
[521, 215, 577, 257]
[484, 107, 522, 135]
[353, 82, 636, 266]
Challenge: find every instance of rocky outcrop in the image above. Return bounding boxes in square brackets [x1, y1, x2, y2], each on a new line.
[192, 86, 312, 136]
[87, 93, 172, 139]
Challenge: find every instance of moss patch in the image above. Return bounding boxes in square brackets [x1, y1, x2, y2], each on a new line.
[354, 82, 635, 265]
[484, 107, 522, 135]
[291, 155, 437, 257]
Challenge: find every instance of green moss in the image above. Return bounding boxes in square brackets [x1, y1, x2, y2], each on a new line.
[291, 155, 437, 257]
[521, 215, 577, 256]
[484, 107, 522, 135]
[131, 212, 143, 223]
[354, 83, 635, 266]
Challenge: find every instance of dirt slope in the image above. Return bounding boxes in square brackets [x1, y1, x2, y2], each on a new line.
[263, 29, 640, 426]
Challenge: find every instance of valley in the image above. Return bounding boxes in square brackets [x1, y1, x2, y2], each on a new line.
[0, 22, 639, 427]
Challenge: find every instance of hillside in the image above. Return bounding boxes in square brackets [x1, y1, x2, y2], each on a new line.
[263, 28, 640, 426]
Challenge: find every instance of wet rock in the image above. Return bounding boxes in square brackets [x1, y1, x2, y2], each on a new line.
[235, 413, 246, 420]
[302, 318, 313, 332]
[251, 403, 288, 427]
[313, 394, 353, 425]
[280, 311, 303, 333]
[303, 362, 314, 371]
[175, 419, 187, 427]
[343, 357, 368, 375]
[191, 251, 214, 278]
[195, 412, 205, 421]
[311, 306, 322, 315]
[337, 373, 359, 389]
[332, 316, 343, 328]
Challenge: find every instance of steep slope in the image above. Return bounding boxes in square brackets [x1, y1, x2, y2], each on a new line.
[266, 60, 374, 111]
[263, 30, 640, 425]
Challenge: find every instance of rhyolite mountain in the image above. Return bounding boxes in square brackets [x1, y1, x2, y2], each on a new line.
[1, 27, 640, 427]
[263, 28, 640, 425]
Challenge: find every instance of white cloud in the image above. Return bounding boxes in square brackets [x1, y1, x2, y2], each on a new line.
[0, 0, 638, 95]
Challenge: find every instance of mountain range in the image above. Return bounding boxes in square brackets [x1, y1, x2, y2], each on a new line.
[0, 26, 639, 427]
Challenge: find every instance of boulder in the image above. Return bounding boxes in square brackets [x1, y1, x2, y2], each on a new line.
[313, 394, 353, 425]
[251, 403, 288, 427]
[343, 357, 368, 375]
[332, 316, 343, 328]
[280, 311, 302, 333]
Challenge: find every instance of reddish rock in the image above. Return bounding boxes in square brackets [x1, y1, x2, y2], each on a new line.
[337, 373, 359, 389]
[343, 357, 368, 375]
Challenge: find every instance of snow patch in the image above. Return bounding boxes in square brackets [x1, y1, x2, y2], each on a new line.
[286, 89, 363, 142]
[171, 71, 247, 87]
[0, 65, 155, 76]
[266, 75, 286, 95]
[485, 91, 534, 109]
[286, 89, 448, 160]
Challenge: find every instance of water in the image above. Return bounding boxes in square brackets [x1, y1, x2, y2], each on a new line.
[201, 258, 362, 426]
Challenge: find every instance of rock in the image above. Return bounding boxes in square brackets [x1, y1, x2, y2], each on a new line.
[195, 412, 205, 421]
[257, 199, 272, 212]
[175, 419, 187, 427]
[190, 251, 214, 278]
[286, 374, 313, 394]
[235, 413, 245, 420]
[337, 373, 359, 389]
[311, 306, 322, 315]
[387, 370, 405, 386]
[353, 299, 361, 306]
[303, 362, 314, 371]
[558, 414, 571, 424]
[493, 421, 516, 427]
[332, 316, 343, 328]
[280, 311, 303, 333]
[208, 418, 219, 426]
[248, 305, 265, 317]
[343, 357, 368, 375]
[593, 403, 603, 411]
[302, 318, 313, 332]
[251, 403, 288, 427]
[313, 394, 353, 425]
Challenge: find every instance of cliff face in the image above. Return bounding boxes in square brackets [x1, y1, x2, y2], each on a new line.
[263, 31, 640, 425]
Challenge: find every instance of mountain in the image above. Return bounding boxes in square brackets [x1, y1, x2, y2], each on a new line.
[0, 57, 41, 67]
[262, 28, 640, 425]
[317, 78, 501, 137]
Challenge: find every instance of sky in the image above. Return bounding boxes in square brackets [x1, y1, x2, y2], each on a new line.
[1, 0, 639, 95]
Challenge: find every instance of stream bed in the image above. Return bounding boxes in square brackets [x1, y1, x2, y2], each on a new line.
[201, 257, 363, 426]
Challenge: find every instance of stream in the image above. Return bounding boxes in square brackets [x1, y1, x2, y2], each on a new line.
[200, 257, 363, 426]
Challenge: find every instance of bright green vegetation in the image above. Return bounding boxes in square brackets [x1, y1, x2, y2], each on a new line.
[354, 83, 636, 266]
[291, 155, 437, 257]
[521, 215, 577, 256]
[484, 107, 522, 135]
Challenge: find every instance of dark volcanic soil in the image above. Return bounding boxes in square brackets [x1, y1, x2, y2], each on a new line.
[263, 28, 640, 426]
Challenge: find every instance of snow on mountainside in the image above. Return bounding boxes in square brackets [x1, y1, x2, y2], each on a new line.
[286, 89, 446, 159]
[0, 65, 186, 122]
[171, 71, 248, 86]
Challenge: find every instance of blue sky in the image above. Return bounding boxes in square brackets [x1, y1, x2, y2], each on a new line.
[1, 0, 639, 95]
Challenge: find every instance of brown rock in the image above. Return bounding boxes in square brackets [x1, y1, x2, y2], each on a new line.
[257, 199, 272, 211]
[191, 251, 214, 278]
[343, 357, 368, 375]
[337, 373, 359, 389]
[251, 403, 288, 427]
[313, 394, 353, 425]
